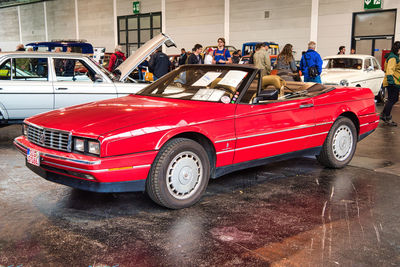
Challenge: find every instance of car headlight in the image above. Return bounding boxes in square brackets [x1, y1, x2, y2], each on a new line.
[340, 79, 349, 86]
[73, 137, 101, 156]
[88, 141, 100, 155]
[23, 124, 28, 136]
[74, 138, 85, 152]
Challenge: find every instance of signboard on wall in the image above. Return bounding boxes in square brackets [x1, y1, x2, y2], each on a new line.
[133, 1, 140, 14]
[364, 0, 382, 10]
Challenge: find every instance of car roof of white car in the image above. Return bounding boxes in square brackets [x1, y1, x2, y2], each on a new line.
[323, 54, 375, 60]
[0, 51, 85, 58]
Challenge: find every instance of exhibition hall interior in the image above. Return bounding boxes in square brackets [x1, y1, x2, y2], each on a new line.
[0, 0, 399, 266]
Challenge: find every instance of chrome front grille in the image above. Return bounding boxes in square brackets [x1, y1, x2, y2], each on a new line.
[26, 124, 71, 152]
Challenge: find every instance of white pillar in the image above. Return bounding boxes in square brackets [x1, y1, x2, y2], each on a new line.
[43, 1, 48, 41]
[74, 0, 80, 39]
[161, 0, 166, 52]
[224, 0, 230, 45]
[310, 0, 319, 45]
[17, 6, 22, 44]
[113, 0, 118, 48]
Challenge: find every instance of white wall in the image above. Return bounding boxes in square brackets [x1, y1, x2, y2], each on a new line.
[0, 0, 398, 56]
[165, 0, 224, 54]
[230, 0, 312, 60]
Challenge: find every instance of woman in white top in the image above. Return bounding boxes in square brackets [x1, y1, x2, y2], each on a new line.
[204, 48, 213, 64]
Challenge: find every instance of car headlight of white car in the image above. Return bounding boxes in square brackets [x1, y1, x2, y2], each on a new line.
[340, 79, 349, 86]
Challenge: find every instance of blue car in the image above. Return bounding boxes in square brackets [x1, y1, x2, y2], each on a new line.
[26, 40, 94, 54]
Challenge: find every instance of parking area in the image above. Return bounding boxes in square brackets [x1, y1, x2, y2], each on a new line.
[0, 104, 399, 266]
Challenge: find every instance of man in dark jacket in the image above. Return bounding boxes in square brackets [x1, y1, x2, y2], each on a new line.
[178, 48, 187, 65]
[300, 41, 323, 83]
[149, 47, 171, 80]
[188, 44, 204, 64]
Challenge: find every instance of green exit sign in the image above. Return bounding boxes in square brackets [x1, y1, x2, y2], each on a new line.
[364, 0, 382, 10]
[133, 1, 140, 14]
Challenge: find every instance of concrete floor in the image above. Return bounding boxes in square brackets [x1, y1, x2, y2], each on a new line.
[0, 104, 399, 267]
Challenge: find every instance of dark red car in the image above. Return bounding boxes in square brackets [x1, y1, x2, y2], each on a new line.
[14, 65, 378, 209]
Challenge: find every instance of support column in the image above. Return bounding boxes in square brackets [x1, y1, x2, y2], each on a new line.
[161, 0, 166, 52]
[17, 6, 22, 44]
[74, 0, 79, 39]
[43, 1, 48, 41]
[310, 0, 319, 44]
[113, 0, 118, 48]
[224, 0, 230, 45]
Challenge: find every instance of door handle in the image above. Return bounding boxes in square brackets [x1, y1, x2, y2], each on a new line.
[299, 103, 314, 108]
[56, 87, 68, 90]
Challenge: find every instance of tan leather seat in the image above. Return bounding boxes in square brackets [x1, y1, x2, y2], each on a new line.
[262, 75, 286, 97]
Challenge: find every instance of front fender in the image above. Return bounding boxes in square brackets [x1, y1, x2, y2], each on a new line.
[155, 125, 216, 150]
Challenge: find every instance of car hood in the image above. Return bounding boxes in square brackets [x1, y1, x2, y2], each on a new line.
[116, 33, 176, 82]
[25, 95, 216, 137]
[320, 69, 362, 84]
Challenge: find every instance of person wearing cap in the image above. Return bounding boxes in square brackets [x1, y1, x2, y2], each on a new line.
[108, 45, 126, 72]
[204, 48, 213, 64]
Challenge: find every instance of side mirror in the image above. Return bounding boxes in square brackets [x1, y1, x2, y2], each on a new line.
[94, 74, 103, 83]
[366, 66, 374, 71]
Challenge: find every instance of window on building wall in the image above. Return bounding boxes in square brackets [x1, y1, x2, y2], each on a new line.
[118, 12, 162, 57]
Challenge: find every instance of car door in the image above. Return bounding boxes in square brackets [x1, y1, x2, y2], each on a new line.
[369, 58, 385, 94]
[52, 57, 117, 109]
[233, 77, 316, 164]
[0, 56, 53, 120]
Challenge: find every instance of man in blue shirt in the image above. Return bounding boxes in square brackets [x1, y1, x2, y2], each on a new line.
[300, 41, 323, 83]
[212, 37, 232, 64]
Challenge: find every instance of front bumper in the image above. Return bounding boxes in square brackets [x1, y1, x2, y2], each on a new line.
[14, 136, 158, 193]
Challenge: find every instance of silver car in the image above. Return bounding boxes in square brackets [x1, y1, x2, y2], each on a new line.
[0, 33, 175, 125]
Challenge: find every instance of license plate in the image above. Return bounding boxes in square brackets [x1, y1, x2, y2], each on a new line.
[27, 148, 40, 167]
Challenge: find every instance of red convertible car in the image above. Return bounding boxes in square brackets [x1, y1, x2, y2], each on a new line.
[14, 64, 379, 209]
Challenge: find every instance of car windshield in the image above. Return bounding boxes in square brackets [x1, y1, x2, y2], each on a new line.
[323, 58, 363, 70]
[88, 57, 117, 81]
[138, 65, 253, 102]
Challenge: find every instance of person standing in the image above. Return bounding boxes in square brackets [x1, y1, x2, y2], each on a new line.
[338, 46, 346, 54]
[276, 43, 299, 81]
[300, 41, 323, 83]
[148, 46, 171, 80]
[253, 43, 271, 76]
[204, 48, 213, 64]
[188, 44, 203, 64]
[178, 48, 187, 65]
[108, 45, 126, 72]
[380, 41, 400, 126]
[212, 37, 232, 64]
[276, 44, 297, 72]
[350, 48, 356, 54]
[231, 50, 241, 64]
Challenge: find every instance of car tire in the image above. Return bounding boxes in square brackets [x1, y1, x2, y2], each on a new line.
[146, 138, 210, 209]
[316, 117, 357, 169]
[379, 87, 388, 104]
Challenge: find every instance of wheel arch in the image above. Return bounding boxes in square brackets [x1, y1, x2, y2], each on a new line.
[337, 111, 360, 136]
[0, 102, 9, 121]
[158, 131, 217, 176]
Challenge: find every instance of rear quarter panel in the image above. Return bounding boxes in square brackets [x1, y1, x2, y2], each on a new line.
[312, 87, 378, 146]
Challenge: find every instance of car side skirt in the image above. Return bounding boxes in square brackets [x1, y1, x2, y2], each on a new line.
[26, 162, 146, 193]
[212, 146, 322, 178]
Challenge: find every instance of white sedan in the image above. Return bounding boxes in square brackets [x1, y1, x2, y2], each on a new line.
[0, 33, 175, 125]
[321, 55, 384, 101]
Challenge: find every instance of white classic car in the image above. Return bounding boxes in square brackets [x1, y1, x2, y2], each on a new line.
[0, 34, 175, 125]
[321, 55, 384, 101]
